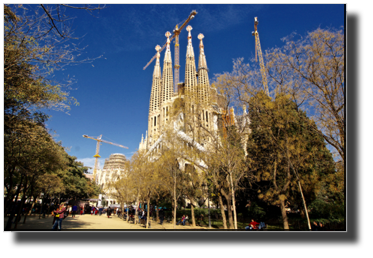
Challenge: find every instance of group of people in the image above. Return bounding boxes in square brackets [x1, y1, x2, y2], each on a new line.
[245, 219, 266, 231]
[176, 215, 189, 226]
[311, 221, 326, 231]
[90, 206, 104, 216]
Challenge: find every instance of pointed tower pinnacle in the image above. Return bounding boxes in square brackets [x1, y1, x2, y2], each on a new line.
[160, 31, 173, 126]
[153, 45, 161, 78]
[148, 45, 162, 146]
[186, 25, 195, 58]
[198, 33, 210, 103]
[161, 31, 173, 104]
[185, 25, 198, 99]
[149, 45, 162, 114]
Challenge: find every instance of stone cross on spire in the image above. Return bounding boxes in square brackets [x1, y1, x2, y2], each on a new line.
[153, 45, 161, 78]
[164, 31, 172, 62]
[198, 33, 207, 69]
[198, 33, 205, 53]
[187, 25, 192, 41]
[186, 25, 194, 58]
[156, 44, 161, 57]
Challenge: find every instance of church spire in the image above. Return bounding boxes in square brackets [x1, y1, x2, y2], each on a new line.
[161, 31, 173, 104]
[185, 25, 197, 99]
[153, 45, 161, 78]
[198, 33, 210, 103]
[186, 25, 195, 58]
[148, 45, 162, 147]
[149, 45, 162, 114]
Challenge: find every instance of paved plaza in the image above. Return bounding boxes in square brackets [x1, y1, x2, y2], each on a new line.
[6, 214, 210, 231]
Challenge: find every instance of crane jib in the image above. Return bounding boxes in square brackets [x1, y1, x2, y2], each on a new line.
[143, 10, 197, 71]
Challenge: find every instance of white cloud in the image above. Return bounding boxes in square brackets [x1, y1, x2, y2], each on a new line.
[77, 157, 104, 173]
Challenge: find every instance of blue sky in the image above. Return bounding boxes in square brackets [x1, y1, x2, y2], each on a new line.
[38, 4, 345, 172]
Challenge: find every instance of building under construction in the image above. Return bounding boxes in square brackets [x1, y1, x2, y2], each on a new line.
[96, 153, 128, 206]
[139, 24, 231, 154]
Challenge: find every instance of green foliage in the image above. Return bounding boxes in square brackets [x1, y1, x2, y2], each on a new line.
[246, 91, 337, 228]
[308, 198, 344, 223]
[246, 202, 266, 220]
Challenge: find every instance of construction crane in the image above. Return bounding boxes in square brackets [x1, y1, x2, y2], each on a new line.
[252, 17, 269, 96]
[83, 134, 128, 182]
[143, 10, 197, 92]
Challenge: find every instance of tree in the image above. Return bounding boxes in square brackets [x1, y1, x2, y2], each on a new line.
[246, 92, 335, 230]
[265, 28, 345, 164]
[211, 28, 344, 229]
[4, 122, 68, 230]
[4, 5, 104, 230]
[58, 156, 100, 200]
[175, 93, 251, 229]
[157, 141, 186, 229]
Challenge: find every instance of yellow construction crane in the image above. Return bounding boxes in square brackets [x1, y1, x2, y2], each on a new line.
[143, 10, 197, 92]
[252, 17, 269, 96]
[83, 134, 128, 182]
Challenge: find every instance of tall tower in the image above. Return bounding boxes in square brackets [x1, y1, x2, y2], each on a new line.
[148, 45, 162, 147]
[184, 25, 198, 99]
[160, 31, 173, 126]
[197, 33, 212, 134]
[197, 33, 210, 104]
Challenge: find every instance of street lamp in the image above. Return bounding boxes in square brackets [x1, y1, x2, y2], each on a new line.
[201, 183, 211, 229]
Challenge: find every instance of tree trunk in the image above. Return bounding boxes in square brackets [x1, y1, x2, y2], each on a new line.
[156, 198, 159, 222]
[226, 199, 234, 229]
[24, 196, 36, 224]
[134, 194, 139, 224]
[220, 188, 233, 229]
[5, 176, 24, 230]
[173, 176, 177, 229]
[280, 198, 289, 230]
[121, 201, 124, 220]
[218, 194, 227, 229]
[289, 162, 311, 230]
[297, 180, 311, 230]
[146, 196, 150, 229]
[14, 195, 27, 229]
[299, 204, 305, 218]
[230, 172, 238, 229]
[191, 204, 196, 227]
[4, 193, 15, 217]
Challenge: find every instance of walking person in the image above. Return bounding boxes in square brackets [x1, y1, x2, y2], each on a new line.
[52, 203, 66, 231]
[64, 205, 69, 218]
[72, 205, 77, 218]
[159, 208, 165, 225]
[80, 206, 84, 215]
[107, 207, 112, 218]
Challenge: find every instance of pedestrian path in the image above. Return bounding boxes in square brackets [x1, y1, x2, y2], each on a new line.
[6, 214, 209, 231]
